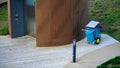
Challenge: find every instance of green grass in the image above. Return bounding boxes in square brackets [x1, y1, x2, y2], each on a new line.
[97, 56, 120, 68]
[0, 5, 8, 20]
[89, 0, 120, 41]
[0, 5, 9, 35]
[0, 23, 9, 35]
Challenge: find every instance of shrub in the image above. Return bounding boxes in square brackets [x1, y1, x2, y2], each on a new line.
[97, 56, 120, 68]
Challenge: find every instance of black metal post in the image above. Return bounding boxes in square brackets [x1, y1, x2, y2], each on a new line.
[73, 39, 76, 62]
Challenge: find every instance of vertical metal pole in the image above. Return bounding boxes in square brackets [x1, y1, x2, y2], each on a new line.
[73, 39, 76, 62]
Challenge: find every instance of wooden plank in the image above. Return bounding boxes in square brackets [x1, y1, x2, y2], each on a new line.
[8, 0, 12, 37]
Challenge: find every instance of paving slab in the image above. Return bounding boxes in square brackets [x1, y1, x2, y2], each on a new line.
[0, 34, 118, 68]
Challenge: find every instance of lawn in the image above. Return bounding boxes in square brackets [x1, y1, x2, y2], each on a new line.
[97, 56, 120, 68]
[0, 5, 8, 21]
[0, 5, 8, 35]
[0, 22, 8, 35]
[89, 0, 120, 41]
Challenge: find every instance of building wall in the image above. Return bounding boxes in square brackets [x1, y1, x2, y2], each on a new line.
[35, 0, 88, 46]
[8, 0, 88, 46]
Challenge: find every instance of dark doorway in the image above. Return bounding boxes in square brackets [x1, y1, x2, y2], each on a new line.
[25, 0, 36, 37]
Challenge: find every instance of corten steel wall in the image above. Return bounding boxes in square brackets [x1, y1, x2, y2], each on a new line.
[35, 0, 88, 46]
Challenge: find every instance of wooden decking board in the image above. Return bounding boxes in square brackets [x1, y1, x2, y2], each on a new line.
[0, 34, 118, 68]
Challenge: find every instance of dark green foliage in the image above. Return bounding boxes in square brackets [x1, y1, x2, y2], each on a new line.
[97, 56, 120, 68]
[97, 65, 108, 68]
[111, 66, 120, 68]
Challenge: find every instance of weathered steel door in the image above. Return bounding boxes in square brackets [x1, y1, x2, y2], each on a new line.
[8, 0, 26, 38]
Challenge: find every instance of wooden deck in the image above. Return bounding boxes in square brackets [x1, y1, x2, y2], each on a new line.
[0, 34, 118, 68]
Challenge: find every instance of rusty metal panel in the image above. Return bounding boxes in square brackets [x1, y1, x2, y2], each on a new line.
[50, 0, 73, 45]
[71, 0, 88, 39]
[35, 0, 51, 46]
[35, 0, 88, 46]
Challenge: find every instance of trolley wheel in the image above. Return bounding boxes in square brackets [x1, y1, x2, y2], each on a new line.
[95, 38, 101, 44]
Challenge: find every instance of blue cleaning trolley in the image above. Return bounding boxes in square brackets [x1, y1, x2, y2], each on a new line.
[85, 21, 101, 44]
